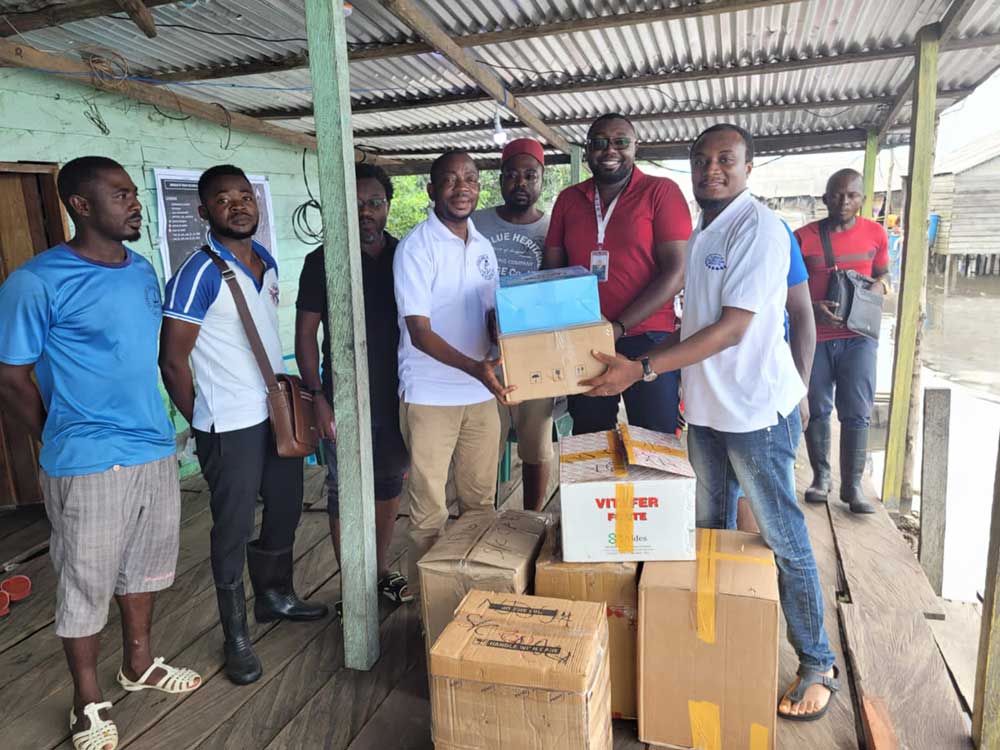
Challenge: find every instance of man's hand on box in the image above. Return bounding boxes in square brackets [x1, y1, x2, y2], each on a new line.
[470, 357, 516, 403]
[579, 351, 642, 397]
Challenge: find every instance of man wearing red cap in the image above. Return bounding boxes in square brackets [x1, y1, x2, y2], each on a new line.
[544, 114, 691, 435]
[472, 138, 553, 511]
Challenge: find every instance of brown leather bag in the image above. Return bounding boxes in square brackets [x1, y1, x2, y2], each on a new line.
[203, 247, 318, 458]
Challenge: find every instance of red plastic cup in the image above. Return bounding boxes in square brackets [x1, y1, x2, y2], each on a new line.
[1, 575, 31, 602]
[0, 590, 9, 617]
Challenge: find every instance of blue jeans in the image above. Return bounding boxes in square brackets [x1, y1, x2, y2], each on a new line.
[687, 409, 835, 672]
[568, 331, 680, 435]
[808, 336, 878, 428]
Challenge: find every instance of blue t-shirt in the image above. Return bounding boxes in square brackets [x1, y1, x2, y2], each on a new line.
[0, 245, 175, 477]
[784, 221, 808, 341]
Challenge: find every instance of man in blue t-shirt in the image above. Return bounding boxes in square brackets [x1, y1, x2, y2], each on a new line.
[0, 157, 200, 748]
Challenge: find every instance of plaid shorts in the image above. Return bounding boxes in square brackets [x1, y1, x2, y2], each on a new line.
[41, 455, 181, 638]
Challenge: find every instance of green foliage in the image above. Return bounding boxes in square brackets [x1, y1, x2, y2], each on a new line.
[385, 165, 576, 238]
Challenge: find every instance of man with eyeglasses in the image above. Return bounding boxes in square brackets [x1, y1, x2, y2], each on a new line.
[295, 162, 412, 617]
[472, 138, 554, 511]
[543, 113, 691, 435]
[393, 150, 509, 599]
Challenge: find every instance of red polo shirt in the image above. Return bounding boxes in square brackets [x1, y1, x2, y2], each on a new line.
[795, 217, 889, 342]
[545, 167, 692, 334]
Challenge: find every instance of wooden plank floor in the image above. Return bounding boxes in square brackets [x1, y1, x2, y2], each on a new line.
[0, 438, 972, 750]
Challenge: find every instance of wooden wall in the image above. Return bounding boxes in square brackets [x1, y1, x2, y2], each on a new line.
[930, 156, 1000, 257]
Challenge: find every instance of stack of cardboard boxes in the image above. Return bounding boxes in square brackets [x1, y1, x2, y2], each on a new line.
[420, 426, 782, 750]
[495, 266, 615, 402]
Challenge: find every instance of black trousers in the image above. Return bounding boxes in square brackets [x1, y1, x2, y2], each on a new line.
[194, 419, 304, 587]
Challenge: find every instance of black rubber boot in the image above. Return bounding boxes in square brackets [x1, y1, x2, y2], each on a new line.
[247, 541, 329, 623]
[804, 417, 832, 503]
[216, 584, 263, 685]
[839, 427, 876, 514]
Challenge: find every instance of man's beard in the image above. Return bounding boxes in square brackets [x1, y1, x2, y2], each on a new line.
[213, 221, 259, 240]
[695, 195, 729, 212]
[593, 162, 632, 185]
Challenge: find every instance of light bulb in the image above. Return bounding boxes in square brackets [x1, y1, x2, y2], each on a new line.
[492, 109, 508, 147]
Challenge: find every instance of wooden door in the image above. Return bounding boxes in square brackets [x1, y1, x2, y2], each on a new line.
[0, 163, 68, 507]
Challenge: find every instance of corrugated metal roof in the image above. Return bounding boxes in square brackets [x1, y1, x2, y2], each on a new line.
[934, 130, 1000, 174]
[3, 0, 1000, 167]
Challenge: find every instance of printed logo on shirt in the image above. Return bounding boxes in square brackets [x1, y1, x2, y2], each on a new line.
[269, 281, 280, 306]
[705, 253, 727, 271]
[477, 254, 497, 281]
[145, 285, 162, 315]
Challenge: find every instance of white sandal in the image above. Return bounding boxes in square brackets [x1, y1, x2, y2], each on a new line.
[116, 657, 201, 694]
[70, 701, 118, 750]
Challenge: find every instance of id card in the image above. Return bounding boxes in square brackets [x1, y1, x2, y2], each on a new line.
[590, 250, 610, 283]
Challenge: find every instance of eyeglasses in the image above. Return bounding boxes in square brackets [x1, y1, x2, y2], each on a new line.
[357, 198, 389, 210]
[587, 137, 634, 151]
[438, 174, 480, 189]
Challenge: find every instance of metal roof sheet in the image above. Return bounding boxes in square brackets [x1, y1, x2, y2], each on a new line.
[2, 0, 999, 166]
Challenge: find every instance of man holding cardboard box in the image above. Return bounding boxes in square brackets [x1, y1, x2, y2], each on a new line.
[583, 124, 839, 722]
[393, 150, 511, 597]
[472, 138, 554, 511]
[543, 113, 691, 436]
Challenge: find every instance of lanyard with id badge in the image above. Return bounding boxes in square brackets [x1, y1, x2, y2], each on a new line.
[591, 188, 621, 283]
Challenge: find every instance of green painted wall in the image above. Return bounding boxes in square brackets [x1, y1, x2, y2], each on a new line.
[0, 70, 322, 470]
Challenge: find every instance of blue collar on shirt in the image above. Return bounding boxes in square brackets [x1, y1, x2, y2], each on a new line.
[206, 233, 277, 292]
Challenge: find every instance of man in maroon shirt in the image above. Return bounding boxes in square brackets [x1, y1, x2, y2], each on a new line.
[795, 169, 890, 514]
[543, 113, 691, 434]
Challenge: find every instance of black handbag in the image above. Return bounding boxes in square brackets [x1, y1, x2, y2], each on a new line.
[819, 221, 882, 340]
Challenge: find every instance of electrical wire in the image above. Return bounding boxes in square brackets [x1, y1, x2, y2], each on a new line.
[292, 148, 323, 245]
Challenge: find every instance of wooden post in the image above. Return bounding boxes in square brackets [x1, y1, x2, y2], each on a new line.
[862, 130, 879, 219]
[973, 435, 1000, 747]
[570, 144, 583, 185]
[882, 24, 939, 510]
[918, 388, 950, 596]
[303, 0, 380, 670]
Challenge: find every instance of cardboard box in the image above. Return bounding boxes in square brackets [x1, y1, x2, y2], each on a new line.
[430, 591, 612, 750]
[638, 529, 780, 750]
[495, 266, 601, 335]
[559, 424, 697, 563]
[418, 510, 549, 651]
[535, 527, 640, 719]
[499, 321, 615, 402]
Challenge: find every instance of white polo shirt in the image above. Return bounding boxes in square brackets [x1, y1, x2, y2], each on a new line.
[163, 235, 285, 432]
[680, 190, 805, 433]
[393, 212, 498, 406]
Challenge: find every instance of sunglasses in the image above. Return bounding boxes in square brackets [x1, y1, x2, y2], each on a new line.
[357, 198, 389, 210]
[587, 137, 634, 151]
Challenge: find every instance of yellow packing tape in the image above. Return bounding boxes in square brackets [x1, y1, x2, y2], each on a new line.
[696, 529, 776, 645]
[688, 701, 721, 750]
[750, 723, 769, 750]
[614, 483, 635, 554]
[619, 423, 687, 463]
[696, 528, 719, 644]
[561, 430, 628, 478]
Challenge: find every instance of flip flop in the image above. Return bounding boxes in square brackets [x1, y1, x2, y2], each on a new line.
[0, 590, 9, 618]
[116, 657, 201, 694]
[378, 572, 413, 604]
[1, 574, 31, 601]
[70, 701, 117, 750]
[777, 665, 840, 722]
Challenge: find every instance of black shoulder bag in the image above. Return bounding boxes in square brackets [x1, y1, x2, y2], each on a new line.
[819, 220, 883, 340]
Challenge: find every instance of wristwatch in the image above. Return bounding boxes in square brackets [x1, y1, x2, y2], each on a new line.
[638, 356, 658, 383]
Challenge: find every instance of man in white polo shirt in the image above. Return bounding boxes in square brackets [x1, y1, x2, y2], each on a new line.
[394, 150, 510, 596]
[159, 165, 327, 687]
[582, 125, 838, 723]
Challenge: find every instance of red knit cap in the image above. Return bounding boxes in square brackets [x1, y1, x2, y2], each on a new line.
[501, 138, 545, 167]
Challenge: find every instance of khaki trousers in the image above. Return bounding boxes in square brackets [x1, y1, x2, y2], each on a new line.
[399, 399, 501, 593]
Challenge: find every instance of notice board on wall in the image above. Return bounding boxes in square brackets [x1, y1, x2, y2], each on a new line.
[154, 168, 277, 278]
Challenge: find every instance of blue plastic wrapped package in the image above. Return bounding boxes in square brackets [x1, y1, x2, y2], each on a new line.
[495, 266, 602, 335]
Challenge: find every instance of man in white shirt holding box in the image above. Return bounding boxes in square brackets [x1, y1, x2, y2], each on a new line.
[393, 150, 511, 596]
[582, 125, 838, 723]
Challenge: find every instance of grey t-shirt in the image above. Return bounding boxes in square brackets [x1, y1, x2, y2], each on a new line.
[472, 208, 551, 278]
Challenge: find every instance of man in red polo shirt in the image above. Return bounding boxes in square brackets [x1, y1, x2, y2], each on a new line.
[543, 113, 691, 434]
[796, 168, 890, 515]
